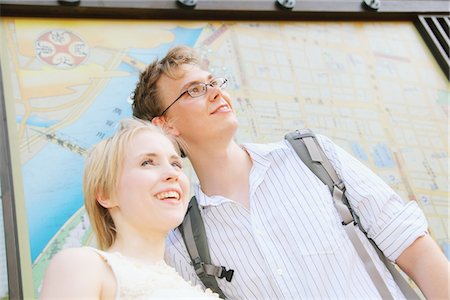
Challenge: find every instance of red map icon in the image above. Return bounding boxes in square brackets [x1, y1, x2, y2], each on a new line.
[35, 30, 89, 68]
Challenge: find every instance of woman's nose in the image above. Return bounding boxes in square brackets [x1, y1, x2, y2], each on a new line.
[163, 165, 179, 181]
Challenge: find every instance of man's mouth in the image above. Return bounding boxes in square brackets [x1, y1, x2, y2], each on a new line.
[211, 104, 231, 114]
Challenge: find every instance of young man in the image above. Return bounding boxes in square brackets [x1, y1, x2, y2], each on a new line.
[132, 46, 449, 299]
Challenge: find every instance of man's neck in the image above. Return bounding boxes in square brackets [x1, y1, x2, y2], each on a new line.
[189, 141, 253, 208]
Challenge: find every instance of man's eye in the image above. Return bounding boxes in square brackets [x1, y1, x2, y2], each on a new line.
[210, 80, 219, 87]
[190, 86, 201, 94]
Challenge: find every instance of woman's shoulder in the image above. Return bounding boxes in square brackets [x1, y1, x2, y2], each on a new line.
[50, 247, 105, 267]
[40, 247, 115, 299]
[45, 247, 111, 280]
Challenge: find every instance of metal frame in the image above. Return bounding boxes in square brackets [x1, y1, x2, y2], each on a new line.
[0, 1, 448, 298]
[0, 61, 23, 299]
[0, 0, 449, 21]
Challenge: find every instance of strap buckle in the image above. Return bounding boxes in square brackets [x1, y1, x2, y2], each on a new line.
[218, 266, 234, 282]
[194, 260, 234, 283]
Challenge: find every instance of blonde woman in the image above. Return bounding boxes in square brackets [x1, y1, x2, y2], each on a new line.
[40, 118, 218, 299]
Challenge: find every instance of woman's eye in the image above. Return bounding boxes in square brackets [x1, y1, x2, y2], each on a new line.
[172, 161, 183, 169]
[141, 159, 154, 167]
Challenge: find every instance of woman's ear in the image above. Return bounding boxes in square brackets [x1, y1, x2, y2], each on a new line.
[152, 116, 180, 136]
[96, 194, 118, 209]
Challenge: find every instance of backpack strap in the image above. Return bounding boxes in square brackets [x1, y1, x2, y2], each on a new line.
[178, 196, 234, 299]
[285, 129, 355, 225]
[285, 129, 420, 300]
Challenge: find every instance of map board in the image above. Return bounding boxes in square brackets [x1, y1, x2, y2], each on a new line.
[0, 18, 448, 297]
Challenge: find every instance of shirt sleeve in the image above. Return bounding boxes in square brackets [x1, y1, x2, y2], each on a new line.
[316, 134, 428, 262]
[165, 228, 204, 287]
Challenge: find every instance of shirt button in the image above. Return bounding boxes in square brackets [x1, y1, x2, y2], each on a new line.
[276, 268, 283, 276]
[255, 228, 263, 236]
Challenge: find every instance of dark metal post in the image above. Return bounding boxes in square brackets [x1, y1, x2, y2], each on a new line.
[0, 60, 23, 299]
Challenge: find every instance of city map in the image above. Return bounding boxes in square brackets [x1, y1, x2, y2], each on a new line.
[1, 18, 448, 296]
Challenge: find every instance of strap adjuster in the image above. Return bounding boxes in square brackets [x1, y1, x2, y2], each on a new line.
[290, 129, 314, 140]
[193, 258, 205, 277]
[334, 181, 345, 191]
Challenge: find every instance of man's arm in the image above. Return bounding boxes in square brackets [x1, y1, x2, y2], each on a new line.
[316, 135, 449, 298]
[396, 234, 449, 299]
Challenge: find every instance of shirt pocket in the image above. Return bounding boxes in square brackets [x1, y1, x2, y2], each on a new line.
[290, 183, 343, 256]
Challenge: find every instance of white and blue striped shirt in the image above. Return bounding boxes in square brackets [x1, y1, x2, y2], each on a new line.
[165, 134, 428, 299]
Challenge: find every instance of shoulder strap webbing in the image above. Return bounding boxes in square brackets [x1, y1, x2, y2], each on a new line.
[178, 196, 233, 299]
[285, 129, 355, 225]
[285, 129, 420, 300]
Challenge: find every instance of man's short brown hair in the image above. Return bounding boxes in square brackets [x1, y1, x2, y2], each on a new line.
[132, 45, 200, 121]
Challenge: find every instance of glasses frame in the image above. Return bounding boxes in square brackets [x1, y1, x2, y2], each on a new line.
[160, 77, 228, 116]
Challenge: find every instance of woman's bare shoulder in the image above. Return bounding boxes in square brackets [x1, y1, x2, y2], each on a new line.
[49, 247, 106, 270]
[39, 247, 113, 300]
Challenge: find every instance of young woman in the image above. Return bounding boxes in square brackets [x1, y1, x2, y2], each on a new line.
[39, 118, 218, 299]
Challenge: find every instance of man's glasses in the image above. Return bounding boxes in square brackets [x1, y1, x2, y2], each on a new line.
[160, 77, 228, 116]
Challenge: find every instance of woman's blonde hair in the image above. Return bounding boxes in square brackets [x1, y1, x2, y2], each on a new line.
[83, 118, 178, 250]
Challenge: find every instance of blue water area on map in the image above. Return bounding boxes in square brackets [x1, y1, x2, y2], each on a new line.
[24, 26, 203, 262]
[126, 26, 203, 69]
[350, 142, 368, 161]
[24, 76, 135, 262]
[23, 144, 84, 261]
[371, 143, 395, 168]
[16, 115, 58, 127]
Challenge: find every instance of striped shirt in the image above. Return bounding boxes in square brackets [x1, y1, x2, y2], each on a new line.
[165, 134, 428, 300]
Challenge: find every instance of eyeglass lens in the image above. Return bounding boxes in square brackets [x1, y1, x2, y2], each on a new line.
[187, 78, 227, 98]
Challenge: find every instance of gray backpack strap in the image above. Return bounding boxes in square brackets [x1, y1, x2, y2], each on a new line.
[285, 129, 420, 300]
[285, 129, 355, 225]
[178, 196, 234, 299]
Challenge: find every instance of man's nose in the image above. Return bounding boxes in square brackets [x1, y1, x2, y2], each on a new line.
[207, 84, 221, 102]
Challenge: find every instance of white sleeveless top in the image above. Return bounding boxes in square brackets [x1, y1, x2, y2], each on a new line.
[88, 247, 219, 300]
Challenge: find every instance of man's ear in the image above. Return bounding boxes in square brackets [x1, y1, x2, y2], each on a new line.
[152, 116, 180, 136]
[96, 194, 118, 209]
